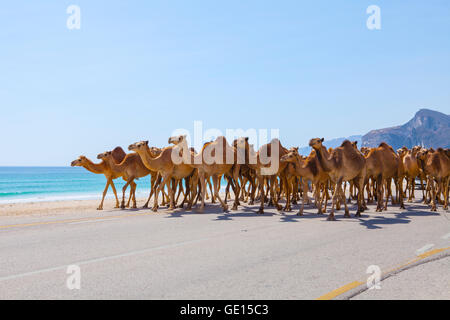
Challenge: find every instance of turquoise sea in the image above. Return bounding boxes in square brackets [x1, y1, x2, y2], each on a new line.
[0, 167, 151, 204]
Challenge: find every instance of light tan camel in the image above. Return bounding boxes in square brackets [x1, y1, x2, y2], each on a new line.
[128, 140, 196, 212]
[70, 147, 126, 210]
[309, 138, 366, 220]
[97, 151, 152, 209]
[168, 135, 241, 212]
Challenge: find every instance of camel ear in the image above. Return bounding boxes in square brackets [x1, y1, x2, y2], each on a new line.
[321, 138, 324, 142]
[245, 137, 249, 142]
[145, 141, 149, 146]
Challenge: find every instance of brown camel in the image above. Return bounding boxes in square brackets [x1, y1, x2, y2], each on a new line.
[128, 140, 197, 212]
[281, 148, 330, 215]
[401, 146, 426, 202]
[97, 151, 152, 209]
[245, 139, 289, 214]
[365, 142, 404, 212]
[70, 147, 127, 210]
[309, 138, 366, 220]
[417, 148, 450, 211]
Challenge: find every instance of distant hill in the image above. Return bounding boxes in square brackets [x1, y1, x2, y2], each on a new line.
[298, 135, 362, 156]
[361, 109, 450, 149]
[297, 108, 449, 155]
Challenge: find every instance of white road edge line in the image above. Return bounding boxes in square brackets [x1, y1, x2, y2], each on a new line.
[416, 244, 435, 256]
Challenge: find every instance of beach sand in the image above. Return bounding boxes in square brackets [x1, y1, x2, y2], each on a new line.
[0, 198, 149, 217]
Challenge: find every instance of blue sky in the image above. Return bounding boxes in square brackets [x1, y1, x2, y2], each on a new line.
[1, 0, 449, 166]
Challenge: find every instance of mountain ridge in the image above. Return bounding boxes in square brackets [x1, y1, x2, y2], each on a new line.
[298, 108, 449, 155]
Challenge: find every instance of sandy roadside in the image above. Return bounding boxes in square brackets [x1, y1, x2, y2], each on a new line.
[0, 198, 150, 217]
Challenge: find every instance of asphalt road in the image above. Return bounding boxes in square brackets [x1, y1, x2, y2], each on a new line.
[0, 196, 449, 300]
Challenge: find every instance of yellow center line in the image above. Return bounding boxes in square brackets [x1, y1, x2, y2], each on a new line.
[0, 212, 155, 229]
[316, 247, 450, 300]
[317, 281, 364, 300]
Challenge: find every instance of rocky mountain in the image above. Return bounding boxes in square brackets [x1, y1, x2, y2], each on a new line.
[298, 109, 449, 155]
[361, 109, 450, 150]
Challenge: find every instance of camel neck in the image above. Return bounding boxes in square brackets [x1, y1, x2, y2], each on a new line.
[314, 146, 333, 172]
[82, 159, 106, 174]
[138, 147, 164, 171]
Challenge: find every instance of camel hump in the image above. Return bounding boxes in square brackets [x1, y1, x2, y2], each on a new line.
[112, 147, 127, 163]
[378, 142, 391, 149]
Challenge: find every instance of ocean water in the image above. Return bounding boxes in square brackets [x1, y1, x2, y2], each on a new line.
[0, 167, 151, 204]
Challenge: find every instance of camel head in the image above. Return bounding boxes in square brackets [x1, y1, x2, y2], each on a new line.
[128, 141, 149, 152]
[412, 146, 422, 155]
[97, 151, 112, 160]
[360, 147, 371, 156]
[416, 148, 429, 161]
[168, 135, 187, 146]
[233, 137, 250, 150]
[397, 147, 407, 157]
[280, 149, 299, 163]
[309, 138, 324, 150]
[71, 156, 87, 167]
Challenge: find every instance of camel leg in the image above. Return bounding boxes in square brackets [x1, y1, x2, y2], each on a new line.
[398, 177, 405, 209]
[125, 181, 134, 208]
[444, 176, 449, 210]
[128, 181, 137, 208]
[270, 176, 282, 211]
[153, 174, 171, 212]
[283, 177, 292, 212]
[338, 183, 350, 217]
[297, 181, 307, 216]
[430, 178, 437, 212]
[328, 179, 342, 221]
[98, 179, 111, 210]
[257, 175, 266, 214]
[109, 180, 120, 209]
[211, 175, 228, 212]
[419, 176, 426, 203]
[198, 172, 207, 211]
[120, 178, 133, 209]
[231, 166, 241, 211]
[143, 174, 157, 209]
[407, 177, 414, 202]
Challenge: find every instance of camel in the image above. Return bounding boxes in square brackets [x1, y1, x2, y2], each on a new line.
[167, 135, 241, 212]
[365, 142, 404, 212]
[128, 140, 197, 212]
[281, 148, 330, 215]
[70, 147, 127, 210]
[309, 138, 366, 220]
[97, 151, 152, 209]
[244, 139, 289, 214]
[417, 148, 450, 211]
[401, 146, 426, 202]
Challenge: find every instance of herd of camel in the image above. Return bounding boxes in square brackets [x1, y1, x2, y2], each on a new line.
[71, 135, 450, 221]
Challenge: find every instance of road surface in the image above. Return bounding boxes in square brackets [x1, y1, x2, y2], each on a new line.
[0, 196, 449, 300]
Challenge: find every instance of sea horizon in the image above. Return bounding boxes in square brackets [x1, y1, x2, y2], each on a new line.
[0, 166, 152, 204]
